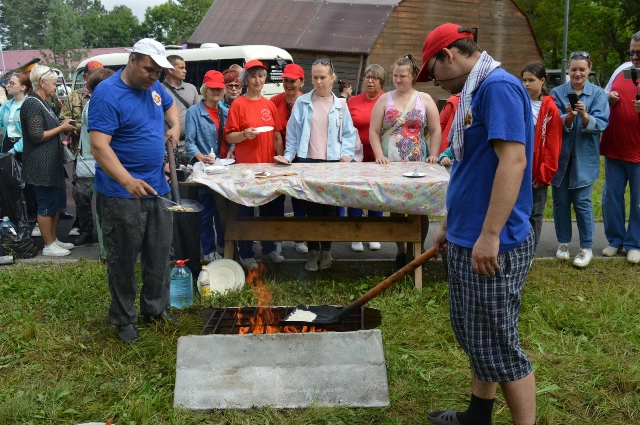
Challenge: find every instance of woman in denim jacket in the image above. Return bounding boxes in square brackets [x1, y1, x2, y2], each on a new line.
[0, 73, 32, 159]
[550, 52, 609, 267]
[275, 58, 357, 271]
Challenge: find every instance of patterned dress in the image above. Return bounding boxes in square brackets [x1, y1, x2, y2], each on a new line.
[381, 91, 427, 162]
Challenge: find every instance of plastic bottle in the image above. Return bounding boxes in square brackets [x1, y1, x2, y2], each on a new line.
[0, 217, 17, 237]
[170, 259, 193, 309]
[197, 265, 211, 296]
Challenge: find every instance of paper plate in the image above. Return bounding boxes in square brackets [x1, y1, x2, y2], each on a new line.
[403, 172, 427, 178]
[206, 259, 245, 294]
[205, 165, 228, 175]
[254, 126, 274, 133]
[274, 156, 292, 165]
[219, 158, 235, 166]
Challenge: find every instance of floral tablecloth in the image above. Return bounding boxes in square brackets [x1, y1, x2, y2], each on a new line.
[189, 162, 449, 216]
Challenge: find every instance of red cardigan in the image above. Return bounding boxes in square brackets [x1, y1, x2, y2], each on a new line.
[532, 96, 562, 186]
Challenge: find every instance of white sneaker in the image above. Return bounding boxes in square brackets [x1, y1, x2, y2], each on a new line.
[239, 256, 258, 270]
[305, 250, 319, 271]
[351, 242, 364, 252]
[203, 252, 222, 263]
[55, 239, 75, 250]
[69, 227, 80, 236]
[368, 242, 381, 250]
[573, 248, 593, 268]
[293, 242, 308, 254]
[601, 246, 619, 257]
[42, 243, 71, 257]
[0, 255, 14, 265]
[31, 224, 41, 237]
[627, 250, 640, 264]
[264, 250, 285, 263]
[556, 243, 570, 260]
[275, 241, 283, 254]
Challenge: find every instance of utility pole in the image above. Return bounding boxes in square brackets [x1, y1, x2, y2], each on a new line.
[561, 0, 570, 84]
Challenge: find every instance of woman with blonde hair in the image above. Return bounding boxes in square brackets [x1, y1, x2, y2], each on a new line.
[369, 54, 442, 268]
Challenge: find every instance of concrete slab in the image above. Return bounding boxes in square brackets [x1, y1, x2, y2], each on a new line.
[174, 329, 390, 410]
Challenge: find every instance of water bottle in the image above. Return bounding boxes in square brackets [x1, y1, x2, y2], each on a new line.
[0, 217, 17, 237]
[170, 259, 193, 309]
[197, 265, 211, 296]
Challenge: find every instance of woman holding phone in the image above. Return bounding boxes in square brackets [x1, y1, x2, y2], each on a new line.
[550, 52, 609, 267]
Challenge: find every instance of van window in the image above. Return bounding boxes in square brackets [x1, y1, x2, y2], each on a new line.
[180, 58, 290, 87]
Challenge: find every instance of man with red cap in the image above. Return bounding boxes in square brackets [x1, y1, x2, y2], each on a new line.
[420, 24, 536, 425]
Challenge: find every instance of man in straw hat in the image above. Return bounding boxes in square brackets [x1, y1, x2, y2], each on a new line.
[420, 24, 536, 425]
[89, 38, 180, 343]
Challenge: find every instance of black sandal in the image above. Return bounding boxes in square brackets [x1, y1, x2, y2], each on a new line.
[427, 410, 462, 425]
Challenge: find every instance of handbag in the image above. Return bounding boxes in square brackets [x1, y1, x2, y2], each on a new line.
[62, 144, 74, 164]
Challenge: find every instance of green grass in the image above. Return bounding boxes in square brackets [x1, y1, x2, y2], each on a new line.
[1, 259, 639, 424]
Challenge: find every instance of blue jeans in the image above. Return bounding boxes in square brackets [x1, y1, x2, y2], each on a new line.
[529, 184, 548, 250]
[237, 197, 282, 259]
[199, 190, 224, 256]
[552, 173, 595, 248]
[602, 158, 640, 252]
[345, 207, 383, 218]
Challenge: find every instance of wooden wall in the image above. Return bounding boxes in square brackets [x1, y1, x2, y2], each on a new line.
[367, 0, 543, 105]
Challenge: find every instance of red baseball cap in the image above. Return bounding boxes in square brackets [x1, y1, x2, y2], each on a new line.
[416, 23, 475, 82]
[281, 64, 304, 80]
[244, 59, 266, 70]
[85, 60, 103, 72]
[203, 70, 225, 89]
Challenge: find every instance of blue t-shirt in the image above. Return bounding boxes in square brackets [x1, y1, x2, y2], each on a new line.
[446, 69, 533, 252]
[88, 69, 173, 198]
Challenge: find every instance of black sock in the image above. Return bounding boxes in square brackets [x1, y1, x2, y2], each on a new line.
[456, 394, 494, 425]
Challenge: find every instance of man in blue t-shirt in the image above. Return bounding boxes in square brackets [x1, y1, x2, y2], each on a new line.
[89, 38, 180, 344]
[416, 25, 536, 425]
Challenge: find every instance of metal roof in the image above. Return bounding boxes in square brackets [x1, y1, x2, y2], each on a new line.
[189, 0, 396, 54]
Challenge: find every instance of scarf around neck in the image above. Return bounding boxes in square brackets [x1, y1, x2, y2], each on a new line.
[449, 51, 501, 161]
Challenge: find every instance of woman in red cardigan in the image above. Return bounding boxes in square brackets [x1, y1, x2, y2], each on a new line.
[521, 63, 563, 249]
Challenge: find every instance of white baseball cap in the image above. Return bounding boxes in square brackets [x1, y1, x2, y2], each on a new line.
[126, 38, 174, 70]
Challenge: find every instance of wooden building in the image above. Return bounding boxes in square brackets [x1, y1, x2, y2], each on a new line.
[189, 0, 542, 102]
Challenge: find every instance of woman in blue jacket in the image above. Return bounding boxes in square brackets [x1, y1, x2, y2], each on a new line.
[275, 58, 357, 271]
[550, 52, 609, 268]
[0, 73, 32, 160]
[184, 70, 227, 263]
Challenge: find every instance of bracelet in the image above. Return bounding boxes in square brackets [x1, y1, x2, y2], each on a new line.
[242, 129, 247, 138]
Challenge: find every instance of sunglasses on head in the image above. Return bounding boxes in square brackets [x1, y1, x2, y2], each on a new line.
[570, 51, 590, 59]
[312, 58, 334, 74]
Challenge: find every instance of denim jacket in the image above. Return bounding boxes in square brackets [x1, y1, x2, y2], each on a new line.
[0, 98, 24, 153]
[550, 81, 609, 188]
[284, 89, 356, 162]
[184, 100, 225, 161]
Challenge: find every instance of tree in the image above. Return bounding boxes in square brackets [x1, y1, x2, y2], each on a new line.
[0, 0, 49, 49]
[42, 0, 85, 74]
[140, 0, 211, 45]
[81, 5, 141, 48]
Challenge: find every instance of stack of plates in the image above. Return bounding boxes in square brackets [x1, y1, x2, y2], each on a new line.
[206, 259, 245, 294]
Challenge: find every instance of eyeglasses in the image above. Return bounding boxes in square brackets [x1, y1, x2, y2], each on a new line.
[226, 83, 243, 90]
[312, 58, 334, 75]
[7, 81, 17, 86]
[570, 51, 590, 59]
[364, 75, 380, 82]
[429, 59, 439, 84]
[629, 50, 640, 58]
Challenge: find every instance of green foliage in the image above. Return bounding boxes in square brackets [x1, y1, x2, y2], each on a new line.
[139, 0, 212, 45]
[0, 259, 639, 424]
[42, 0, 85, 74]
[0, 0, 49, 49]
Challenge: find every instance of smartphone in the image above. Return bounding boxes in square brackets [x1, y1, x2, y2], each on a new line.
[567, 93, 578, 109]
[68, 120, 77, 127]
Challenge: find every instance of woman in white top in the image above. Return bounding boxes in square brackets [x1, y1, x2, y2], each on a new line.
[275, 58, 357, 272]
[0, 73, 32, 159]
[369, 54, 442, 269]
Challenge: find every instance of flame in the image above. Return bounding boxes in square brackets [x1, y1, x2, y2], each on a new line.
[237, 264, 324, 334]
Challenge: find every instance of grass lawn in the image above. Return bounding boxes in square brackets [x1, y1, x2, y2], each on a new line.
[1, 258, 639, 424]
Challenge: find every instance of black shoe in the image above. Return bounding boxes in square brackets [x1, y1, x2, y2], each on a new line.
[73, 232, 93, 246]
[144, 309, 179, 324]
[395, 252, 407, 270]
[118, 324, 139, 343]
[60, 211, 74, 220]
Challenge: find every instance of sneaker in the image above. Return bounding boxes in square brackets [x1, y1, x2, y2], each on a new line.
[117, 324, 139, 343]
[203, 251, 222, 263]
[293, 242, 308, 254]
[573, 248, 593, 268]
[275, 241, 283, 254]
[556, 243, 570, 260]
[72, 233, 92, 246]
[239, 256, 258, 270]
[318, 250, 332, 270]
[351, 242, 364, 252]
[60, 211, 74, 220]
[68, 227, 81, 236]
[368, 242, 381, 250]
[55, 239, 75, 250]
[602, 246, 619, 257]
[627, 250, 640, 264]
[264, 250, 285, 263]
[0, 255, 14, 265]
[31, 224, 41, 237]
[42, 243, 71, 257]
[305, 250, 319, 271]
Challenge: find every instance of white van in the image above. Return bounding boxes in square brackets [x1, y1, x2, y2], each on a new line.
[72, 44, 293, 98]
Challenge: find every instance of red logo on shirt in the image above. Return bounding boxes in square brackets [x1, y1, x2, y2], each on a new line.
[261, 109, 272, 121]
[152, 91, 162, 106]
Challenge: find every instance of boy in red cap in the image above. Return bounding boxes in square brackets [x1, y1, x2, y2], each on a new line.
[420, 24, 536, 425]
